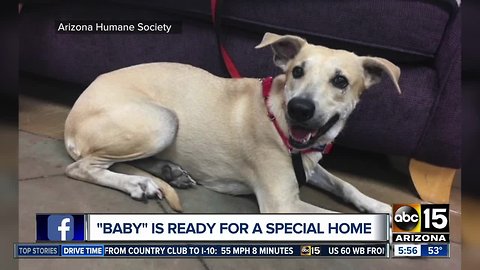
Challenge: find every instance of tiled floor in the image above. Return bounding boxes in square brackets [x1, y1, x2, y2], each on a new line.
[18, 76, 461, 269]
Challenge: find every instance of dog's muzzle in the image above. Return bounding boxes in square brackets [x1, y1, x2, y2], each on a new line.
[288, 113, 340, 149]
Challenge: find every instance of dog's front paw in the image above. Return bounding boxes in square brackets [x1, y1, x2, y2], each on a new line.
[125, 176, 160, 200]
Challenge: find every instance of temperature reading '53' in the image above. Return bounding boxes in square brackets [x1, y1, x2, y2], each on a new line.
[428, 246, 443, 255]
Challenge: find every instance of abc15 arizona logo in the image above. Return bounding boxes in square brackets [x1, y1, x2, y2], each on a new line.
[392, 204, 449, 233]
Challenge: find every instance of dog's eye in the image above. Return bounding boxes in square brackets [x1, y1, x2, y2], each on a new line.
[292, 66, 304, 79]
[331, 75, 349, 89]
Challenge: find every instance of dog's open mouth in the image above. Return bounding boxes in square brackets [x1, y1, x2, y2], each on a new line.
[288, 113, 340, 149]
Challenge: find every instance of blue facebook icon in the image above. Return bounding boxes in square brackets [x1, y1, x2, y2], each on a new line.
[47, 215, 75, 241]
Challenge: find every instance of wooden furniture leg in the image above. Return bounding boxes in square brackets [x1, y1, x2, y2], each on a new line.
[408, 159, 457, 203]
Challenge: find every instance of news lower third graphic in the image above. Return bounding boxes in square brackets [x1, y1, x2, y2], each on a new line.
[14, 207, 450, 259]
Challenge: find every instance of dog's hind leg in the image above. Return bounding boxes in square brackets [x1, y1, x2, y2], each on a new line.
[307, 164, 391, 214]
[65, 102, 181, 210]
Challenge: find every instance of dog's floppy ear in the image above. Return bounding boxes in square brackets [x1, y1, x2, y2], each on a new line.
[361, 57, 401, 94]
[255, 32, 307, 71]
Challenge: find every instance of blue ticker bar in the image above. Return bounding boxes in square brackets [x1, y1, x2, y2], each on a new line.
[15, 243, 389, 258]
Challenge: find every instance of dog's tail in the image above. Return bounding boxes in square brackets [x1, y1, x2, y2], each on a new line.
[110, 163, 183, 212]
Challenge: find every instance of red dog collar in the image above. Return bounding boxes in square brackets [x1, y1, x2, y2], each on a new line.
[262, 77, 333, 155]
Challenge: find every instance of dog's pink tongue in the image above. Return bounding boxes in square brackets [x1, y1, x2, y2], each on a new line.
[291, 127, 311, 141]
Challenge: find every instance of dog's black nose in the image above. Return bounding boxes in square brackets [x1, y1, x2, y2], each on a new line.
[287, 98, 315, 122]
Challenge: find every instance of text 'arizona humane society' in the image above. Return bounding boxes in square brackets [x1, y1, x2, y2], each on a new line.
[56, 21, 182, 34]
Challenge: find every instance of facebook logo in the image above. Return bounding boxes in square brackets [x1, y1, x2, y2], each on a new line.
[47, 215, 75, 241]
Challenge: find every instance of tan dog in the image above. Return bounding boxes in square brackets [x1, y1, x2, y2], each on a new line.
[64, 33, 400, 213]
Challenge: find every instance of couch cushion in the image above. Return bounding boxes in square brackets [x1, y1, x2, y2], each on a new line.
[108, 0, 456, 61]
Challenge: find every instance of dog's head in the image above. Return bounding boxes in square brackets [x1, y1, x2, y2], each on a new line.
[256, 32, 401, 150]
